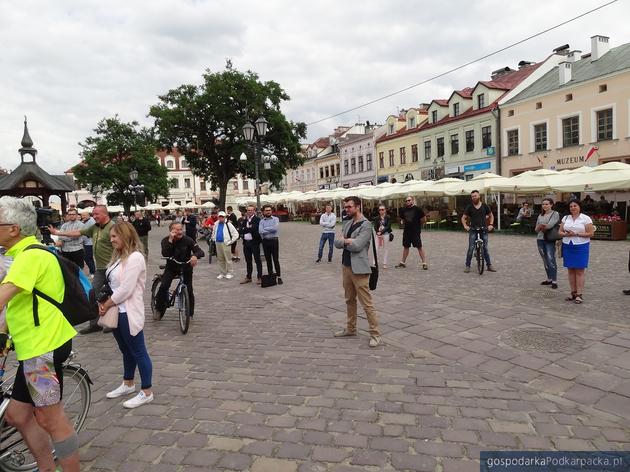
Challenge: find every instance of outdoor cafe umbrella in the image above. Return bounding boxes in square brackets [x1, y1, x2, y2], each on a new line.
[553, 162, 630, 192]
[443, 172, 512, 196]
[414, 177, 465, 196]
[492, 168, 564, 194]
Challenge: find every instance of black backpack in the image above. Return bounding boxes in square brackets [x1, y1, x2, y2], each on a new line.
[25, 245, 97, 327]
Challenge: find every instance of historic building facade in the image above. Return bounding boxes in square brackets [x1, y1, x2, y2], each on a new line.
[338, 124, 384, 188]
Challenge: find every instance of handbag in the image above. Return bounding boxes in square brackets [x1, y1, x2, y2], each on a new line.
[388, 232, 394, 242]
[369, 232, 379, 291]
[261, 273, 277, 288]
[543, 212, 562, 241]
[97, 305, 119, 328]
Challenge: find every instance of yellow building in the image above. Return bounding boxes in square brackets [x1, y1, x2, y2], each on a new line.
[375, 107, 428, 183]
[501, 36, 630, 175]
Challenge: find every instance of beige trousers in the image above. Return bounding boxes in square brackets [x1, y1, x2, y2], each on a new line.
[342, 265, 380, 336]
[216, 243, 233, 275]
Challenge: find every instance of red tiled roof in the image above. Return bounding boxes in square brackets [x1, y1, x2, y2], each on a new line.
[419, 104, 497, 131]
[454, 87, 474, 98]
[433, 99, 449, 107]
[376, 123, 429, 144]
[478, 63, 541, 90]
[312, 137, 329, 148]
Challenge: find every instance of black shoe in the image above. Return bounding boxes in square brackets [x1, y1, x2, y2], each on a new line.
[315, 259, 321, 263]
[79, 325, 102, 335]
[623, 289, 630, 295]
[551, 283, 558, 289]
[540, 280, 552, 285]
[277, 277, 283, 285]
[328, 259, 332, 263]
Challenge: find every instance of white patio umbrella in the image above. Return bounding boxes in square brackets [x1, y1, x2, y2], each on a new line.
[107, 205, 125, 213]
[142, 203, 163, 211]
[201, 201, 216, 208]
[443, 173, 512, 196]
[293, 191, 319, 202]
[553, 162, 630, 192]
[162, 202, 182, 211]
[412, 177, 465, 196]
[493, 168, 564, 194]
[356, 182, 399, 200]
[381, 180, 429, 199]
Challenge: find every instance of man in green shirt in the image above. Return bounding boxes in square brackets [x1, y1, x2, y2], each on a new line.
[50, 204, 113, 334]
[0, 196, 80, 472]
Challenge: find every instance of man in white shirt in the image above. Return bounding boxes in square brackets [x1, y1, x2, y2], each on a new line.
[316, 204, 336, 263]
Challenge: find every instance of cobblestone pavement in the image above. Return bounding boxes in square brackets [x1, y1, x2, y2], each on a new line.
[73, 222, 630, 471]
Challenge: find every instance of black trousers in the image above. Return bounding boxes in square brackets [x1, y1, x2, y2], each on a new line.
[61, 249, 84, 269]
[262, 238, 281, 277]
[243, 239, 262, 279]
[156, 266, 195, 316]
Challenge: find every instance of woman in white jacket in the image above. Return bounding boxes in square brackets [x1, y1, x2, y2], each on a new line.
[211, 211, 239, 279]
[98, 221, 154, 409]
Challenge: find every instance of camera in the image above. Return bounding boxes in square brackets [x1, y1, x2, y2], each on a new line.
[36, 208, 54, 245]
[96, 284, 113, 304]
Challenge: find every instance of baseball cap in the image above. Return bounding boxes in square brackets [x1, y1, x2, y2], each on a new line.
[218, 211, 226, 217]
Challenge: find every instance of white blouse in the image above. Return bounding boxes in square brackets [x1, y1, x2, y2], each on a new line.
[562, 213, 593, 245]
[106, 261, 126, 312]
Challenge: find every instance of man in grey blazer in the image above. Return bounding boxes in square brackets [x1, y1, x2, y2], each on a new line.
[333, 196, 381, 347]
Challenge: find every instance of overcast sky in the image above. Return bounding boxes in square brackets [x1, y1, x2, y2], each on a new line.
[1, 0, 628, 174]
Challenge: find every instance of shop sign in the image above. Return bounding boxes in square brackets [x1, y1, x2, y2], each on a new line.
[463, 161, 492, 172]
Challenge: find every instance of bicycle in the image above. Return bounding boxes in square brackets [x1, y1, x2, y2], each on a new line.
[150, 258, 192, 334]
[472, 227, 487, 275]
[0, 339, 92, 472]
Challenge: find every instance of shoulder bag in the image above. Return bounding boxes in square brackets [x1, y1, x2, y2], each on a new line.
[543, 211, 562, 241]
[369, 231, 379, 291]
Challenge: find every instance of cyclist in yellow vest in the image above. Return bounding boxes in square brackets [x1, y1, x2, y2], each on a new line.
[0, 197, 79, 472]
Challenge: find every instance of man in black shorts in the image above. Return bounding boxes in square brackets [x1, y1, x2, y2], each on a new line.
[395, 196, 428, 270]
[461, 190, 496, 273]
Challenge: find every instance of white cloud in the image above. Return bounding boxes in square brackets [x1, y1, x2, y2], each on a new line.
[0, 0, 628, 174]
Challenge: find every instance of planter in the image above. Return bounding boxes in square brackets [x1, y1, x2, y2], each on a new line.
[593, 220, 627, 241]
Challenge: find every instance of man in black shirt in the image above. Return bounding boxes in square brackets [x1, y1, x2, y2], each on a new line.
[238, 205, 262, 284]
[395, 197, 428, 269]
[227, 206, 240, 262]
[461, 190, 495, 273]
[132, 210, 152, 259]
[155, 222, 205, 317]
[182, 208, 198, 241]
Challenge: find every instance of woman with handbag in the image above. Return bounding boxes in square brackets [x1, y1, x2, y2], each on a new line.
[373, 205, 392, 268]
[534, 198, 560, 289]
[98, 221, 154, 408]
[559, 200, 595, 304]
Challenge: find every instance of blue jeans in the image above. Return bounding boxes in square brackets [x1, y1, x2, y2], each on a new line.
[465, 229, 491, 267]
[84, 244, 96, 275]
[537, 239, 557, 281]
[112, 312, 153, 389]
[318, 233, 335, 261]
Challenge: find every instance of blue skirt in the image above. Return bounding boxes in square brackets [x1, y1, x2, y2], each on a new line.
[562, 241, 589, 269]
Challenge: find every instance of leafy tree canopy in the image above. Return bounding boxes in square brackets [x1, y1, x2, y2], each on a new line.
[149, 60, 307, 208]
[73, 116, 170, 209]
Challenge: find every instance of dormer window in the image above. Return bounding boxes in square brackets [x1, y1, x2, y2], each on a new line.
[453, 103, 460, 117]
[431, 110, 438, 123]
[388, 123, 394, 135]
[181, 159, 188, 168]
[408, 116, 416, 129]
[166, 160, 174, 169]
[477, 94, 486, 109]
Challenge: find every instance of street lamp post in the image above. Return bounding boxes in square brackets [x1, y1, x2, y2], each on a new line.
[241, 117, 278, 211]
[124, 169, 145, 211]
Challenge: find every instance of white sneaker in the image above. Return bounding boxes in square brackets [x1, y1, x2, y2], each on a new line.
[217, 274, 225, 279]
[106, 383, 136, 399]
[225, 273, 234, 280]
[123, 391, 154, 409]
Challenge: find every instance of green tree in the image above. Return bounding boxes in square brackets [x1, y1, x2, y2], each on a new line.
[149, 61, 306, 209]
[73, 116, 170, 212]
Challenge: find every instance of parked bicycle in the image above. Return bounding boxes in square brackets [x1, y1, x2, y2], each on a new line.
[150, 258, 192, 334]
[472, 227, 487, 275]
[0, 339, 92, 472]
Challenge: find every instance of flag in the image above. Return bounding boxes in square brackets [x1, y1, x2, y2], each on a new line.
[585, 146, 599, 161]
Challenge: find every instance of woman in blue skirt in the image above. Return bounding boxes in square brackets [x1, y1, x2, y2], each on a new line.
[559, 200, 595, 304]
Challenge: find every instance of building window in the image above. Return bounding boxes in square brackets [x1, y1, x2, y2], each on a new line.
[565, 93, 573, 102]
[431, 110, 438, 123]
[481, 126, 492, 149]
[453, 103, 460, 117]
[379, 152, 384, 169]
[507, 129, 519, 156]
[330, 165, 335, 177]
[358, 156, 364, 172]
[388, 149, 395, 167]
[534, 123, 547, 151]
[409, 116, 416, 128]
[350, 158, 356, 174]
[450, 134, 459, 155]
[336, 164, 340, 176]
[478, 94, 485, 109]
[388, 123, 394, 134]
[399, 147, 406, 165]
[562, 116, 580, 146]
[411, 144, 418, 162]
[437, 138, 444, 157]
[320, 168, 324, 179]
[599, 84, 607, 93]
[232, 181, 238, 191]
[535, 102, 542, 109]
[507, 110, 514, 117]
[366, 153, 373, 170]
[200, 181, 206, 191]
[243, 180, 249, 190]
[597, 109, 613, 141]
[465, 130, 474, 152]
[172, 179, 179, 189]
[184, 178, 191, 188]
[344, 160, 349, 175]
[181, 159, 188, 168]
[166, 160, 174, 169]
[424, 141, 431, 160]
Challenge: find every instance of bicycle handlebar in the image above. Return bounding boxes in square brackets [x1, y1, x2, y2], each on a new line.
[162, 257, 192, 265]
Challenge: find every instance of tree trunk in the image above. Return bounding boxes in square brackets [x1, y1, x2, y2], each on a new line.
[218, 179, 228, 210]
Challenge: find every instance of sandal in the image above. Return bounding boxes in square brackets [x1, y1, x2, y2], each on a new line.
[565, 292, 577, 301]
[574, 294, 583, 304]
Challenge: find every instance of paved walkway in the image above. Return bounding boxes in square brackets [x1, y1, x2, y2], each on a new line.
[74, 222, 630, 471]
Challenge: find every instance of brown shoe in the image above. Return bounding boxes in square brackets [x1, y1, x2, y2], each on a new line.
[240, 278, 252, 284]
[256, 278, 262, 285]
[334, 329, 357, 337]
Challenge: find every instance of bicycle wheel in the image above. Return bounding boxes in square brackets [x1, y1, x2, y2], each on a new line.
[177, 286, 191, 335]
[0, 364, 91, 472]
[476, 242, 485, 275]
[150, 276, 163, 321]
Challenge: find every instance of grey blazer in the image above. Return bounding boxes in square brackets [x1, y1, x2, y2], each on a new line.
[334, 216, 373, 274]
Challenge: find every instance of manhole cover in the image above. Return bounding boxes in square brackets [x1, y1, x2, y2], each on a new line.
[500, 328, 581, 353]
[520, 289, 563, 299]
